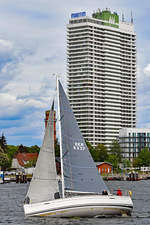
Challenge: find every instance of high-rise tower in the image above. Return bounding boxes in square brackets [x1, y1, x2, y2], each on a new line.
[67, 9, 136, 147]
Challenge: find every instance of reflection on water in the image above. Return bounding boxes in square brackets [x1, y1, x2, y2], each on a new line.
[0, 180, 150, 225]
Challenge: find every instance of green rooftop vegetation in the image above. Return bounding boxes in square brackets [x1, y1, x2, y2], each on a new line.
[92, 9, 119, 28]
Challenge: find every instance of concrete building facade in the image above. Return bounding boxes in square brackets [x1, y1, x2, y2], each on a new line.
[67, 9, 136, 147]
[119, 128, 150, 161]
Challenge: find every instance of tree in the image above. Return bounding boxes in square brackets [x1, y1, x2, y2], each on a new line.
[5, 145, 19, 166]
[0, 152, 10, 170]
[133, 157, 143, 168]
[18, 144, 27, 153]
[122, 159, 131, 168]
[0, 146, 4, 153]
[107, 154, 119, 171]
[95, 144, 108, 162]
[86, 141, 108, 162]
[0, 133, 7, 152]
[86, 140, 97, 160]
[133, 147, 150, 167]
[110, 139, 122, 163]
[27, 145, 40, 153]
[86, 140, 94, 152]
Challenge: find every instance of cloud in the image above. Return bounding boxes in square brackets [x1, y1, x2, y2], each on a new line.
[136, 62, 150, 128]
[0, 39, 13, 55]
[0, 37, 62, 146]
[144, 63, 150, 77]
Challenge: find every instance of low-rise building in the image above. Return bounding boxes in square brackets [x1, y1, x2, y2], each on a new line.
[96, 162, 112, 174]
[119, 128, 150, 161]
[12, 153, 38, 169]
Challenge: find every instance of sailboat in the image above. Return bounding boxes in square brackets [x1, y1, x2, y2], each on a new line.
[24, 80, 133, 217]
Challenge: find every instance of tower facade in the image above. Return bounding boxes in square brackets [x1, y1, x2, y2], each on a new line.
[67, 9, 136, 147]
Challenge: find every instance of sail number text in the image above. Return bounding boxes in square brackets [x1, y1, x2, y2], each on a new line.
[73, 142, 85, 151]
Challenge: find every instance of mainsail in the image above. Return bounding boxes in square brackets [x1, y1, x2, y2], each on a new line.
[58, 80, 108, 194]
[25, 102, 59, 204]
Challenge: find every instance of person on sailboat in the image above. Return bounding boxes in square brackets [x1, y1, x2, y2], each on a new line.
[24, 196, 30, 204]
[102, 190, 108, 195]
[117, 188, 122, 196]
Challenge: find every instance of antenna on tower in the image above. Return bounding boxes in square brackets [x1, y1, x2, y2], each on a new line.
[131, 10, 133, 24]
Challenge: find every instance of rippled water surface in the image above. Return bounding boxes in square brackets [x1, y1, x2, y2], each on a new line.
[1, 180, 150, 225]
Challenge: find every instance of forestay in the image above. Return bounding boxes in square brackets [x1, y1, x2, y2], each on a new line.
[25, 102, 59, 204]
[58, 81, 109, 194]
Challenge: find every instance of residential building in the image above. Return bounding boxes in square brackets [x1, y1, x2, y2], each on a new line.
[67, 9, 136, 147]
[12, 153, 38, 169]
[119, 128, 150, 161]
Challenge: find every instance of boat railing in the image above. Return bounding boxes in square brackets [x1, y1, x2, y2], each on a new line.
[64, 189, 132, 198]
[109, 189, 132, 197]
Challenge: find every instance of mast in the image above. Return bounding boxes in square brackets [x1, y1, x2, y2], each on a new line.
[57, 77, 65, 198]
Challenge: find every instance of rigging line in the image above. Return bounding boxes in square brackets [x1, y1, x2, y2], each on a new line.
[62, 150, 69, 158]
[60, 115, 64, 121]
[64, 174, 71, 178]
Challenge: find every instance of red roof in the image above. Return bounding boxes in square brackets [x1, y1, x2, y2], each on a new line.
[16, 153, 38, 167]
[96, 162, 112, 166]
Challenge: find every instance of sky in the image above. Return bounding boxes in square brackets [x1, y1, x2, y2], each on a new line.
[0, 0, 150, 146]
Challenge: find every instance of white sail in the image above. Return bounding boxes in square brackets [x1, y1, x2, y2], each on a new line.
[25, 104, 59, 204]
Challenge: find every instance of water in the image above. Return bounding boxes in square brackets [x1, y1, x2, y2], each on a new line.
[0, 180, 150, 225]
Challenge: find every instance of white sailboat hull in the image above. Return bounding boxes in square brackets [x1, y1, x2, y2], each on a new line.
[24, 195, 133, 217]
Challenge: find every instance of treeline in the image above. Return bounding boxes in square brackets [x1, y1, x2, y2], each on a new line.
[0, 133, 124, 172]
[133, 147, 150, 167]
[0, 133, 61, 170]
[1, 133, 150, 172]
[0, 134, 40, 170]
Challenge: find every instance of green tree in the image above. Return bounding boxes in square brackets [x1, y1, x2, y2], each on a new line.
[18, 144, 27, 153]
[0, 152, 10, 170]
[95, 144, 108, 162]
[86, 140, 94, 152]
[5, 145, 19, 167]
[27, 145, 40, 153]
[86, 141, 108, 162]
[133, 157, 143, 167]
[110, 139, 122, 163]
[0, 133, 7, 152]
[0, 146, 4, 153]
[133, 147, 150, 167]
[107, 154, 119, 171]
[86, 140, 97, 161]
[122, 159, 131, 168]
